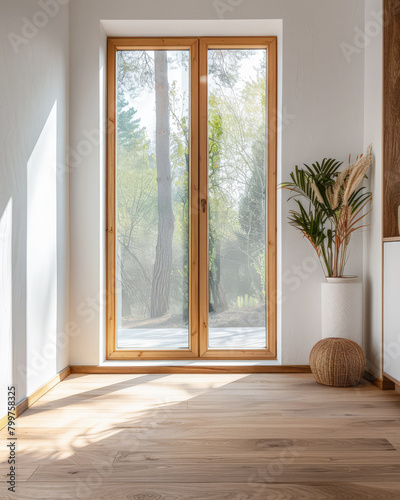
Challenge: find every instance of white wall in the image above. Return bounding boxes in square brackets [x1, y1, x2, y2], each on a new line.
[363, 0, 384, 377]
[68, 0, 366, 365]
[0, 0, 69, 415]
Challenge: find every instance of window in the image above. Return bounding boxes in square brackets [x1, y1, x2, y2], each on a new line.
[106, 37, 277, 360]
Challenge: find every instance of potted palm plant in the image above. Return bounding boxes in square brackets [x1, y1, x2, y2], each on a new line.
[281, 145, 373, 344]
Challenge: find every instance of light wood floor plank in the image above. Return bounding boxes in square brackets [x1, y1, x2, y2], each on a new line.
[1, 481, 400, 500]
[0, 373, 399, 498]
[28, 463, 400, 483]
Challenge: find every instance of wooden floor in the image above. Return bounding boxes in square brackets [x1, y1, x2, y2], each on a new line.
[1, 373, 400, 499]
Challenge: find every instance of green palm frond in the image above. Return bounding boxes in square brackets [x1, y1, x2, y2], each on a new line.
[348, 186, 372, 213]
[303, 158, 342, 182]
[288, 201, 327, 248]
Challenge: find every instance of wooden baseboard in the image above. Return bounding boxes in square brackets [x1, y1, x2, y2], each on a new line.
[382, 371, 399, 389]
[70, 365, 312, 374]
[0, 412, 9, 431]
[0, 366, 71, 431]
[364, 370, 396, 390]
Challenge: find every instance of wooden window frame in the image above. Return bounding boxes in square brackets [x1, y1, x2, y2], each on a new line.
[106, 37, 199, 360]
[106, 36, 277, 361]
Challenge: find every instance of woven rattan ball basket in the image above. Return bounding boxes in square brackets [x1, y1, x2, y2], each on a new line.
[309, 338, 365, 387]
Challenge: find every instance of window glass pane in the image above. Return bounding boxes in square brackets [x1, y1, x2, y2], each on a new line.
[207, 49, 267, 349]
[115, 50, 190, 350]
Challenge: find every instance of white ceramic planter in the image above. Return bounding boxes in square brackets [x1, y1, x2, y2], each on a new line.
[321, 276, 363, 345]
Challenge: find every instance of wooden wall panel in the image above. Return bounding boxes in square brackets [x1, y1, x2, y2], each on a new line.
[383, 0, 400, 238]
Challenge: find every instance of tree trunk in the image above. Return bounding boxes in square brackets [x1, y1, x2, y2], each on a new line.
[209, 227, 229, 313]
[150, 51, 174, 318]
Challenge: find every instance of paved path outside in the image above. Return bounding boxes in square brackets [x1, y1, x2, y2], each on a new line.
[118, 327, 266, 349]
